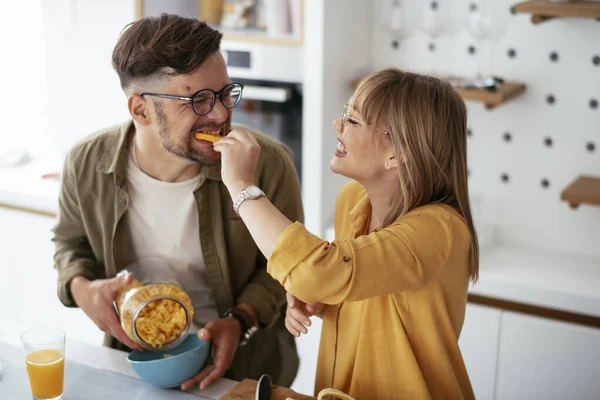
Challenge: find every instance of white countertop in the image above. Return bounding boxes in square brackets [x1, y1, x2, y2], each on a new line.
[0, 154, 61, 215]
[2, 160, 600, 318]
[0, 336, 237, 399]
[470, 243, 600, 318]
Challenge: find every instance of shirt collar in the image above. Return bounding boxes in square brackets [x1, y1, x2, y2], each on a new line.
[349, 191, 372, 236]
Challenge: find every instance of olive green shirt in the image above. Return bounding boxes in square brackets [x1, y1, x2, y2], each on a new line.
[51, 120, 303, 385]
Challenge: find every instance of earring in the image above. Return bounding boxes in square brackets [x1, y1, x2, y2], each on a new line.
[385, 162, 389, 168]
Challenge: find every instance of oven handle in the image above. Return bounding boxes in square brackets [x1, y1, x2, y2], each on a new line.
[241, 85, 292, 103]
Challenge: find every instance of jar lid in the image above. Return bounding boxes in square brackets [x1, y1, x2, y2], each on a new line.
[132, 296, 192, 350]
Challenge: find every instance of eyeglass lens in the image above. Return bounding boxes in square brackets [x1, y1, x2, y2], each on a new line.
[192, 83, 243, 115]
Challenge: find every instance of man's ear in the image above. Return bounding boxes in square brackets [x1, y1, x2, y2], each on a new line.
[128, 94, 152, 126]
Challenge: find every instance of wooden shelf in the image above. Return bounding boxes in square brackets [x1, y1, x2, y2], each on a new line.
[560, 176, 600, 208]
[134, 0, 303, 47]
[453, 81, 527, 110]
[350, 77, 526, 110]
[513, 1, 600, 24]
[218, 28, 303, 47]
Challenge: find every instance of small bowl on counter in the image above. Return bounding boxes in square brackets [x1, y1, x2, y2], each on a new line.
[127, 334, 210, 388]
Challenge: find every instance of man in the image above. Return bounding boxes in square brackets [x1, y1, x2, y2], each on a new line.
[51, 13, 302, 391]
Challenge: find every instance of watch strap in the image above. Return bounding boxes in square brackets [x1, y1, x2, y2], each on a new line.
[232, 186, 266, 216]
[225, 310, 248, 336]
[223, 309, 258, 346]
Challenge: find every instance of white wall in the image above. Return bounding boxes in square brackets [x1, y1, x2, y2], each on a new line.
[41, 0, 135, 158]
[301, 0, 372, 236]
[371, 0, 600, 259]
[291, 1, 374, 394]
[0, 0, 51, 154]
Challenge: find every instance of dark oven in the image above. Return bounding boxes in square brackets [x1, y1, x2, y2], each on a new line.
[232, 79, 303, 182]
[221, 42, 303, 184]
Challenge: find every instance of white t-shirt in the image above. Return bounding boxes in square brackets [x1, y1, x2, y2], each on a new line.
[124, 154, 219, 328]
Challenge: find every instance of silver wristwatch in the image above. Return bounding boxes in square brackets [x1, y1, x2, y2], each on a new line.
[232, 185, 266, 216]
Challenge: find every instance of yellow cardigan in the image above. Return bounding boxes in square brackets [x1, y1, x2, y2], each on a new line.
[268, 181, 475, 400]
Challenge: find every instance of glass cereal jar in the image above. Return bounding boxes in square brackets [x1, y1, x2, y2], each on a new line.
[113, 259, 195, 351]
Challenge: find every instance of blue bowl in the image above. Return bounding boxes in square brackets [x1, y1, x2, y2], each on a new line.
[127, 334, 211, 388]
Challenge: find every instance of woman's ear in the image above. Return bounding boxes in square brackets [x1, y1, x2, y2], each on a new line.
[384, 157, 399, 170]
[385, 149, 407, 169]
[128, 94, 152, 126]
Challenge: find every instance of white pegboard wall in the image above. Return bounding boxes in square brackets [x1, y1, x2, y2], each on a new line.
[372, 0, 600, 259]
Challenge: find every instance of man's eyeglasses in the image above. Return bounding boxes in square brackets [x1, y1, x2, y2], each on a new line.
[141, 83, 243, 116]
[342, 104, 390, 136]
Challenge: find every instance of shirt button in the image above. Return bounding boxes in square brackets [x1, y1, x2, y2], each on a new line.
[343, 256, 351, 262]
[119, 199, 126, 207]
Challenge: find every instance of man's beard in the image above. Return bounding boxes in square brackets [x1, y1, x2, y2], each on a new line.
[155, 102, 230, 166]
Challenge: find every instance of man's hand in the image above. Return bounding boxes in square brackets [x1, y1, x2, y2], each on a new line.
[180, 317, 241, 391]
[285, 292, 325, 337]
[70, 274, 144, 351]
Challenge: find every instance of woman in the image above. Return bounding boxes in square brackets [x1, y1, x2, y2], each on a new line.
[213, 68, 478, 399]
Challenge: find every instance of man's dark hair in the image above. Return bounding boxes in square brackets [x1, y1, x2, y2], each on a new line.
[112, 13, 223, 90]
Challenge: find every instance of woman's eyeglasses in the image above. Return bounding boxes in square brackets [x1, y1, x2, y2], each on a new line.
[141, 83, 243, 116]
[342, 104, 390, 136]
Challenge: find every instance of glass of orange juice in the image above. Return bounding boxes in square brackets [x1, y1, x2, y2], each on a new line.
[21, 327, 66, 400]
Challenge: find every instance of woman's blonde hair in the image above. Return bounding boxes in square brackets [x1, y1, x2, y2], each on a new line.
[354, 68, 479, 281]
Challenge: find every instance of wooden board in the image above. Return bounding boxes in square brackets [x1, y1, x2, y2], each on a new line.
[219, 379, 317, 400]
[452, 82, 526, 110]
[513, 1, 600, 24]
[351, 75, 526, 110]
[560, 175, 600, 208]
[0, 201, 57, 218]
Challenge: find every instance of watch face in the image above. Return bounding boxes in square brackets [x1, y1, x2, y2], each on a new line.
[247, 186, 261, 196]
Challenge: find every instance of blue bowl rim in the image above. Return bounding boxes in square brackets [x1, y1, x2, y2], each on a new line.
[127, 334, 209, 366]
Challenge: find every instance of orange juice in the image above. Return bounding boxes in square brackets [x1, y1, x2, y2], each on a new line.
[26, 349, 64, 399]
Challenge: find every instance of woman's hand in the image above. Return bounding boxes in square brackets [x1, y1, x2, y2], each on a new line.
[213, 128, 261, 192]
[285, 292, 326, 337]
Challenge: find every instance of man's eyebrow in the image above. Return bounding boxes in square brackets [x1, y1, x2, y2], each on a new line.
[184, 82, 235, 96]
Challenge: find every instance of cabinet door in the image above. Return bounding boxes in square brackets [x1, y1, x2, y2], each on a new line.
[290, 317, 323, 396]
[459, 303, 502, 400]
[0, 208, 55, 340]
[497, 311, 600, 400]
[0, 208, 103, 345]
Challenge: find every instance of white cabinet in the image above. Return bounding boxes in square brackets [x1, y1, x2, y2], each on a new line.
[460, 304, 600, 400]
[496, 311, 600, 400]
[459, 304, 502, 400]
[286, 228, 326, 395]
[0, 208, 103, 345]
[290, 317, 323, 396]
